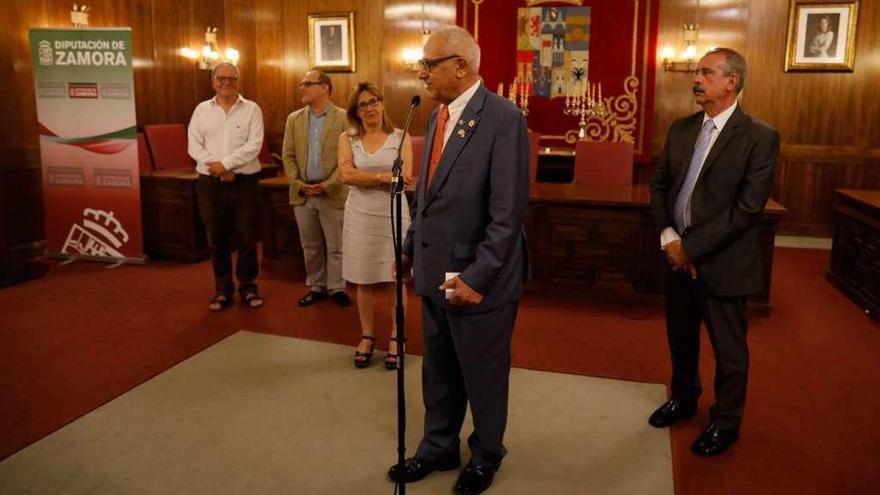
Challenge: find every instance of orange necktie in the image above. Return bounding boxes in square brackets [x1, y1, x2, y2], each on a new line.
[426, 105, 450, 187]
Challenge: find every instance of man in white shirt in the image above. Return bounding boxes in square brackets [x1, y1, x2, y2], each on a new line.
[188, 62, 265, 311]
[649, 48, 779, 456]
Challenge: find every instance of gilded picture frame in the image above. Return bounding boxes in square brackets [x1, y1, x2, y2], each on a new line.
[308, 12, 356, 73]
[784, 0, 859, 72]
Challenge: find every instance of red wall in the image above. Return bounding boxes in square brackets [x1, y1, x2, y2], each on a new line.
[458, 0, 658, 162]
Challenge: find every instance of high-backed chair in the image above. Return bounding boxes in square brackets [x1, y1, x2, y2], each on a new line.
[136, 132, 154, 173]
[410, 135, 425, 178]
[257, 139, 284, 178]
[527, 129, 540, 183]
[259, 139, 283, 165]
[573, 141, 634, 186]
[143, 124, 194, 171]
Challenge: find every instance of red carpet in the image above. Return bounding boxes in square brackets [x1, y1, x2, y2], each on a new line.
[1, 248, 878, 493]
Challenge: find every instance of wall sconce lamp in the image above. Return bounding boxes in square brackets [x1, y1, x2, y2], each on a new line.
[71, 4, 91, 27]
[663, 23, 700, 72]
[180, 27, 240, 70]
[402, 29, 431, 72]
[402, 45, 424, 72]
[401, 0, 431, 72]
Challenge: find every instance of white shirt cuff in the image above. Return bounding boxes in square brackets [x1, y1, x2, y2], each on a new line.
[660, 227, 681, 247]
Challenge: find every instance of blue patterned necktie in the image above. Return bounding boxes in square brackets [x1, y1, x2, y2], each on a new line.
[674, 119, 717, 233]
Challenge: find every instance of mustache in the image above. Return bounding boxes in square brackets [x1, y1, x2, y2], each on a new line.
[693, 84, 705, 94]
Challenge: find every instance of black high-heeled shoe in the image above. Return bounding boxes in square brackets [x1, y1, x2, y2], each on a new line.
[385, 339, 399, 370]
[354, 335, 376, 369]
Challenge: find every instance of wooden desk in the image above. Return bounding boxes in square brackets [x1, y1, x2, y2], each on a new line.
[258, 176, 305, 277]
[828, 189, 880, 322]
[140, 169, 208, 262]
[139, 163, 281, 262]
[258, 175, 419, 277]
[537, 147, 575, 183]
[256, 180, 786, 315]
[526, 183, 786, 315]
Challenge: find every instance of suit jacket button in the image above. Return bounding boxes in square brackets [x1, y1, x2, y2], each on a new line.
[421, 241, 428, 247]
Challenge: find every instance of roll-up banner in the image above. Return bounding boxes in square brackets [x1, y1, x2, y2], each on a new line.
[29, 27, 144, 263]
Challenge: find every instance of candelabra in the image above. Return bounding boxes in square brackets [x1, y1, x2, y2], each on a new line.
[563, 78, 608, 140]
[497, 62, 532, 116]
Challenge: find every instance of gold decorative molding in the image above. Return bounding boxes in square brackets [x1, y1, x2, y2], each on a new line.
[557, 0, 649, 153]
[474, 0, 652, 154]
[563, 76, 639, 144]
[471, 0, 484, 42]
[527, 0, 583, 5]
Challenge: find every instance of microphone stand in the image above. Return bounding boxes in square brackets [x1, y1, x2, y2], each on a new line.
[390, 96, 419, 495]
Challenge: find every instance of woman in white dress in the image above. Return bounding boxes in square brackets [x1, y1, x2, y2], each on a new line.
[338, 82, 414, 369]
[808, 16, 835, 58]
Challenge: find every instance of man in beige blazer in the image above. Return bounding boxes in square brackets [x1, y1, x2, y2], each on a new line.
[282, 69, 351, 307]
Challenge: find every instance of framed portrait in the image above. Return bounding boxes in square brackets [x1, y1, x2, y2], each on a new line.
[308, 12, 356, 72]
[785, 0, 859, 72]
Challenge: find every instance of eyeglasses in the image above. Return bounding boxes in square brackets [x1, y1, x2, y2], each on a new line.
[418, 55, 461, 73]
[214, 76, 239, 83]
[299, 80, 324, 88]
[357, 96, 382, 110]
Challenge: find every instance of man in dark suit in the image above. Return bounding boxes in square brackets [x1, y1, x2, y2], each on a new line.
[387, 26, 529, 494]
[648, 48, 779, 457]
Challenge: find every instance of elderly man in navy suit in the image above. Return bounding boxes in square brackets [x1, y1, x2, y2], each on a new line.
[387, 26, 529, 495]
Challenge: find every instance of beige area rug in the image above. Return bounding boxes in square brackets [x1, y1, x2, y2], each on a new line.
[0, 331, 672, 495]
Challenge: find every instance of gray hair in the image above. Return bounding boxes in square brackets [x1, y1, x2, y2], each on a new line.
[211, 62, 240, 79]
[432, 26, 481, 73]
[705, 47, 746, 94]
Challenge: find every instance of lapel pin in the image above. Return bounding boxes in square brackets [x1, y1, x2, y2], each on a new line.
[457, 129, 466, 138]
[458, 119, 465, 126]
[468, 119, 475, 127]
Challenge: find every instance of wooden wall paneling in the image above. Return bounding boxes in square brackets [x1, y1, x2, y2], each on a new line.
[145, 0, 216, 127]
[653, 0, 880, 149]
[652, 0, 752, 154]
[225, 0, 292, 155]
[3, 1, 50, 158]
[380, 0, 457, 136]
[774, 146, 880, 236]
[743, 0, 880, 148]
[852, 2, 880, 148]
[293, 0, 383, 112]
[1, 1, 51, 275]
[122, 0, 159, 130]
[222, 0, 456, 150]
[652, 0, 880, 236]
[650, 0, 703, 155]
[224, 0, 258, 105]
[248, 0, 285, 151]
[44, 0, 75, 27]
[280, 0, 309, 133]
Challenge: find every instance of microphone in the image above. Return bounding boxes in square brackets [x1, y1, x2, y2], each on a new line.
[391, 95, 421, 192]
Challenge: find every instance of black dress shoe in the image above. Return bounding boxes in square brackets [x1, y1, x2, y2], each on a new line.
[454, 462, 499, 495]
[388, 453, 460, 483]
[691, 423, 739, 457]
[648, 399, 696, 428]
[298, 290, 326, 307]
[330, 290, 352, 307]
